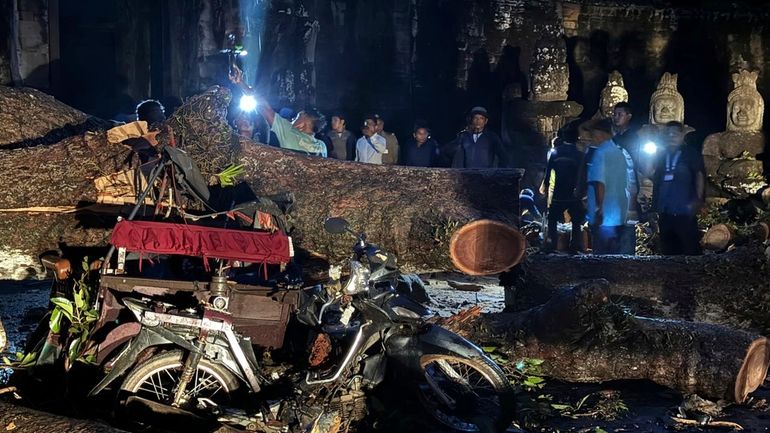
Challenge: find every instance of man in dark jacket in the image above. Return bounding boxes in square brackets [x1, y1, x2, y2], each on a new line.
[542, 120, 585, 252]
[401, 123, 440, 167]
[652, 121, 705, 255]
[446, 106, 507, 168]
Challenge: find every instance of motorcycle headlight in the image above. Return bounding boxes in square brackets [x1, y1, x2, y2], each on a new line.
[343, 260, 370, 295]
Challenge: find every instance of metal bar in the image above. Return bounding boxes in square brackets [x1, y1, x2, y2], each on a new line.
[305, 321, 371, 385]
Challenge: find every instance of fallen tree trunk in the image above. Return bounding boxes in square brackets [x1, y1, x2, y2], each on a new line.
[443, 279, 770, 403]
[501, 245, 770, 333]
[0, 400, 126, 433]
[0, 86, 525, 277]
[702, 222, 769, 251]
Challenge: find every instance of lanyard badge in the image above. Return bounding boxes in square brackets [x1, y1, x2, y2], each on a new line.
[664, 150, 681, 182]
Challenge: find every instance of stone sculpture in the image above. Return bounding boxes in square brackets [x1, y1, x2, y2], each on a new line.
[596, 70, 629, 119]
[637, 73, 692, 202]
[702, 70, 766, 198]
[649, 72, 684, 125]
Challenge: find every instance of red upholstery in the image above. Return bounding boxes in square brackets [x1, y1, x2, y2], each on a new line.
[111, 220, 291, 264]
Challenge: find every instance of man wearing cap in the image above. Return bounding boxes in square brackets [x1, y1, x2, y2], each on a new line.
[447, 106, 507, 169]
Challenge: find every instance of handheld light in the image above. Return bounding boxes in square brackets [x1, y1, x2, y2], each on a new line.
[643, 141, 658, 155]
[239, 95, 258, 112]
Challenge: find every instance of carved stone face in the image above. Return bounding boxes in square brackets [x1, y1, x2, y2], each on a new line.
[652, 96, 682, 124]
[729, 97, 758, 131]
[600, 89, 628, 119]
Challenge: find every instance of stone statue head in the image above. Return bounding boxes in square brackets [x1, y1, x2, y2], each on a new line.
[599, 70, 629, 119]
[727, 70, 764, 132]
[649, 73, 684, 125]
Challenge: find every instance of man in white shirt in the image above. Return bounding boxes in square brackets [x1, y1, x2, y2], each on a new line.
[355, 115, 387, 164]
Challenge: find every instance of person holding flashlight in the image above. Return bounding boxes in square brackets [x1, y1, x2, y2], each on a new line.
[651, 121, 705, 255]
[229, 65, 327, 157]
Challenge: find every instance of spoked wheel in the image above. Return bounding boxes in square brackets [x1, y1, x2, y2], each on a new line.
[120, 350, 239, 414]
[417, 354, 514, 433]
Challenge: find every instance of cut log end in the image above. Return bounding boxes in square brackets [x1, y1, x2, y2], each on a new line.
[735, 337, 770, 403]
[449, 219, 526, 276]
[702, 224, 734, 251]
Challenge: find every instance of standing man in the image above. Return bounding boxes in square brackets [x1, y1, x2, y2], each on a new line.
[327, 113, 357, 161]
[612, 102, 641, 255]
[401, 123, 440, 167]
[585, 118, 629, 254]
[541, 120, 585, 253]
[376, 115, 400, 165]
[229, 66, 327, 157]
[355, 115, 388, 164]
[449, 106, 507, 168]
[652, 121, 705, 255]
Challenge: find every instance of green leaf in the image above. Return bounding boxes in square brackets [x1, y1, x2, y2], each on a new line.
[84, 310, 99, 323]
[50, 297, 74, 319]
[526, 376, 545, 384]
[482, 346, 497, 353]
[3, 357, 12, 365]
[595, 428, 608, 433]
[550, 404, 571, 410]
[68, 336, 83, 361]
[576, 393, 592, 410]
[50, 308, 63, 333]
[19, 352, 36, 367]
[73, 288, 85, 310]
[527, 359, 545, 366]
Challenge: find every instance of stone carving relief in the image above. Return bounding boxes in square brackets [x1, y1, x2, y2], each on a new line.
[702, 70, 766, 198]
[597, 70, 629, 119]
[530, 35, 569, 102]
[649, 72, 684, 125]
[726, 70, 764, 132]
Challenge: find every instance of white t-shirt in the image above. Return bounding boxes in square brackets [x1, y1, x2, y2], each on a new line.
[355, 134, 387, 164]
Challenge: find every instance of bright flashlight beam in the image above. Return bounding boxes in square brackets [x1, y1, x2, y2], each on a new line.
[239, 50, 248, 57]
[239, 95, 257, 112]
[643, 141, 658, 155]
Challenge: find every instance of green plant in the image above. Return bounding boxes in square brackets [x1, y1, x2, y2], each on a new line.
[49, 258, 100, 365]
[216, 163, 245, 187]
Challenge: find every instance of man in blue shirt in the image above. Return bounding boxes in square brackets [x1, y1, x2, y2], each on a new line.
[585, 118, 629, 254]
[652, 121, 705, 255]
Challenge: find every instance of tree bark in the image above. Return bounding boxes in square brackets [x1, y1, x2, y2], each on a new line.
[443, 279, 770, 403]
[0, 401, 127, 433]
[501, 245, 770, 334]
[0, 86, 524, 277]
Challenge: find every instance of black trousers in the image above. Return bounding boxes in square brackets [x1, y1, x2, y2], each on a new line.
[659, 213, 701, 255]
[547, 199, 585, 251]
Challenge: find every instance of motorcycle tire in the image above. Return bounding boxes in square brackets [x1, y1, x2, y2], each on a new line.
[120, 350, 240, 412]
[417, 354, 515, 433]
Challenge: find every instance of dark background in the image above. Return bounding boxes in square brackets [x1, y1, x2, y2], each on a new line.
[2, 0, 770, 159]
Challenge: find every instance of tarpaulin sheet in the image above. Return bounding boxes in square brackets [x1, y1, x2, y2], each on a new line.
[111, 220, 291, 264]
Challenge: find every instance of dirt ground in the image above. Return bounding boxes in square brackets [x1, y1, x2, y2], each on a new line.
[2, 276, 770, 432]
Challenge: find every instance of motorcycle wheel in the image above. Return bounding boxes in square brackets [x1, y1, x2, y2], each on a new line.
[417, 354, 514, 433]
[120, 350, 239, 412]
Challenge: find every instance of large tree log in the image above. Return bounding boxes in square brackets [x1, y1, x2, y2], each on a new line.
[0, 401, 126, 433]
[444, 280, 770, 403]
[0, 86, 524, 277]
[0, 86, 106, 149]
[501, 245, 770, 333]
